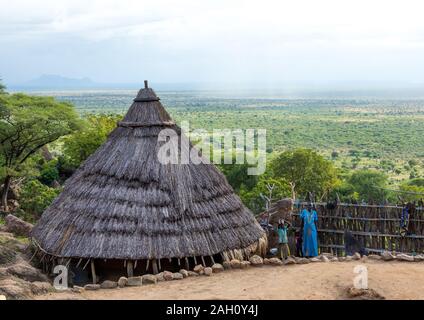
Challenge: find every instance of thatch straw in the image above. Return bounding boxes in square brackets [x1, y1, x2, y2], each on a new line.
[31, 83, 265, 261]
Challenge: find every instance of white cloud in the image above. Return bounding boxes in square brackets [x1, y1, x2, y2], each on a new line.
[1, 0, 424, 84]
[2, 0, 424, 45]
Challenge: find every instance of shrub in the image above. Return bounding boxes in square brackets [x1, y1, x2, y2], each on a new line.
[19, 180, 61, 221]
[38, 160, 59, 186]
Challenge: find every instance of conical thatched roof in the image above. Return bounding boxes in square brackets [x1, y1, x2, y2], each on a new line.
[31, 82, 265, 261]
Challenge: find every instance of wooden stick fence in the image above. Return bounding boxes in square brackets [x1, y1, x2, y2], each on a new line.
[290, 202, 424, 256]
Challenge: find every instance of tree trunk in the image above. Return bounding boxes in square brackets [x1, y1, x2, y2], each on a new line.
[290, 182, 296, 201]
[1, 175, 11, 212]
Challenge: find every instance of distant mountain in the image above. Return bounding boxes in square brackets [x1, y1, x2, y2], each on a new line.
[19, 74, 98, 89]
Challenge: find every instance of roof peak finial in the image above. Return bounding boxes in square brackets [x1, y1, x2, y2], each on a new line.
[144, 80, 148, 89]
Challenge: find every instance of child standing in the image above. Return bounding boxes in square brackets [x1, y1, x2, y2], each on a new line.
[276, 219, 290, 259]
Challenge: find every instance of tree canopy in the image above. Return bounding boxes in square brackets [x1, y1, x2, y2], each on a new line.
[0, 93, 81, 210]
[397, 178, 424, 202]
[239, 175, 290, 213]
[61, 113, 121, 168]
[405, 178, 424, 187]
[271, 148, 338, 200]
[218, 161, 259, 192]
[345, 169, 389, 203]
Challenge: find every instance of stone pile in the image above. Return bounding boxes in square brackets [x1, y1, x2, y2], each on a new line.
[0, 231, 53, 300]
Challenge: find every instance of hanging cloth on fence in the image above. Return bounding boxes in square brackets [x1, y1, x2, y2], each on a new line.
[407, 202, 416, 235]
[400, 205, 409, 237]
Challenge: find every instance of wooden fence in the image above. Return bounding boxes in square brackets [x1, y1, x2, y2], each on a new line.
[289, 202, 424, 256]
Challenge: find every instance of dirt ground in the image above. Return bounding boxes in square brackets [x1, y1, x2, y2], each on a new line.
[37, 260, 424, 300]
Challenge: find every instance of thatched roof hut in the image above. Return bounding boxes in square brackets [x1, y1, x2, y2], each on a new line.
[31, 81, 266, 278]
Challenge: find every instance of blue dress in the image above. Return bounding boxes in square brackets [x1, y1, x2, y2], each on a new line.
[300, 209, 318, 257]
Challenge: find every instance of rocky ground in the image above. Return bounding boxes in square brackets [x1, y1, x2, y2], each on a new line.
[0, 215, 54, 300]
[0, 231, 53, 299]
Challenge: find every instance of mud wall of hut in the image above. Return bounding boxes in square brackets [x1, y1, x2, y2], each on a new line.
[289, 203, 424, 256]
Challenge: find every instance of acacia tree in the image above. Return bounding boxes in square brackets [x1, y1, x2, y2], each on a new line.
[271, 148, 338, 200]
[0, 93, 80, 211]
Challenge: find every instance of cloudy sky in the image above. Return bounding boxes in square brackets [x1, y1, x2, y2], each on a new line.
[1, 0, 424, 87]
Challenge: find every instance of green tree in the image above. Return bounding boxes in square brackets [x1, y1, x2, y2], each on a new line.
[399, 184, 424, 202]
[398, 178, 424, 202]
[271, 148, 338, 199]
[19, 180, 61, 221]
[38, 159, 60, 186]
[219, 162, 259, 192]
[347, 169, 389, 202]
[0, 93, 80, 211]
[62, 114, 121, 168]
[406, 178, 424, 187]
[239, 176, 290, 214]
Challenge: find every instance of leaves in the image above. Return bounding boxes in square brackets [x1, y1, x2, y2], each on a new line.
[271, 148, 338, 199]
[0, 93, 81, 170]
[333, 169, 389, 202]
[61, 113, 122, 168]
[239, 176, 291, 213]
[19, 180, 61, 221]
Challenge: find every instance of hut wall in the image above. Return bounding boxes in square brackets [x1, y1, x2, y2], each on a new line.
[290, 202, 424, 256]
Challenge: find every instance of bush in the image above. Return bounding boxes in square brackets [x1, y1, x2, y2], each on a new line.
[219, 162, 259, 192]
[19, 180, 61, 221]
[347, 169, 389, 203]
[399, 179, 424, 202]
[406, 178, 424, 187]
[57, 155, 77, 179]
[38, 160, 59, 186]
[62, 113, 121, 168]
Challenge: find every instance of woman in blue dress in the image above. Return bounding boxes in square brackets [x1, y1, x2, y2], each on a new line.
[300, 204, 318, 257]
